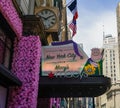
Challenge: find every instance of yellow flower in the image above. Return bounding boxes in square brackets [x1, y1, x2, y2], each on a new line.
[84, 64, 96, 75]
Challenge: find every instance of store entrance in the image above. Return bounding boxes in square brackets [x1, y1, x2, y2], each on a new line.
[38, 76, 111, 98]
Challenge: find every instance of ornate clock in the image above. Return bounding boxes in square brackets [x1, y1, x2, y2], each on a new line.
[37, 9, 57, 29]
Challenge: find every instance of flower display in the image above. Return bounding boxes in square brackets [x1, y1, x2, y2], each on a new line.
[0, 0, 22, 38]
[7, 36, 41, 108]
[50, 98, 61, 108]
[0, 0, 43, 107]
[84, 64, 96, 75]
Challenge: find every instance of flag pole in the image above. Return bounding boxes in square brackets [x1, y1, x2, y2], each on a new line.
[66, 0, 74, 7]
[62, 0, 74, 8]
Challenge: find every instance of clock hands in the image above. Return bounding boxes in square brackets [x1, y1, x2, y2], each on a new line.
[37, 9, 56, 29]
[46, 15, 55, 19]
[41, 15, 55, 20]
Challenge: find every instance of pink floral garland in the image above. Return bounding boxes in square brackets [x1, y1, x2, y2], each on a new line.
[8, 36, 41, 108]
[0, 0, 55, 108]
[0, 0, 22, 38]
[50, 98, 61, 108]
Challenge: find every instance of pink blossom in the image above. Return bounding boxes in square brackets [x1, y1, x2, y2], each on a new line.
[0, 0, 22, 38]
[7, 36, 41, 108]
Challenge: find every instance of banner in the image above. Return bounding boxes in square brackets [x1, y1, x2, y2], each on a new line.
[41, 41, 88, 77]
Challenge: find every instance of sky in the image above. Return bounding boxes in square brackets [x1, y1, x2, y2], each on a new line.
[67, 0, 120, 57]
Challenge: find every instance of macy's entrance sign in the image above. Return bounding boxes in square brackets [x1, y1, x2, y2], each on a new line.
[41, 40, 88, 78]
[48, 71, 88, 79]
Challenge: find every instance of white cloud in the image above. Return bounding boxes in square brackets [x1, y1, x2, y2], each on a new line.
[67, 10, 117, 57]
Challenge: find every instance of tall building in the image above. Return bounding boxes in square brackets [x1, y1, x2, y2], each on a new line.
[117, 2, 120, 36]
[117, 3, 120, 78]
[13, 0, 71, 44]
[95, 35, 120, 108]
[96, 3, 120, 108]
[103, 35, 120, 84]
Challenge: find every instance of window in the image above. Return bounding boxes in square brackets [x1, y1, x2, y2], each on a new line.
[54, 0, 62, 7]
[101, 103, 106, 108]
[0, 86, 7, 108]
[0, 28, 13, 69]
[16, 0, 30, 15]
[0, 12, 17, 108]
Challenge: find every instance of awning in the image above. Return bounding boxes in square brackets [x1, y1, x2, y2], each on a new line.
[39, 76, 111, 97]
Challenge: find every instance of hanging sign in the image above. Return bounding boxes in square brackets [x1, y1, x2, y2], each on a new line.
[82, 48, 104, 76]
[41, 40, 88, 78]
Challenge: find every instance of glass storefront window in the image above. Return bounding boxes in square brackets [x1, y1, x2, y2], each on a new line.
[0, 40, 4, 64]
[0, 86, 7, 108]
[0, 28, 13, 69]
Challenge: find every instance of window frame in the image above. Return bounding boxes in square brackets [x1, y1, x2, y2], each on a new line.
[0, 13, 15, 69]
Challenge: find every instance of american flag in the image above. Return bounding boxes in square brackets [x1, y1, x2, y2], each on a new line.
[69, 19, 77, 37]
[68, 0, 78, 20]
[68, 0, 78, 37]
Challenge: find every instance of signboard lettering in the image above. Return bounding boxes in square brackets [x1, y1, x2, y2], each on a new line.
[41, 41, 88, 78]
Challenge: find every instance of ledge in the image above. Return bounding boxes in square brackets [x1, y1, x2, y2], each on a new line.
[22, 15, 48, 45]
[0, 64, 22, 86]
[38, 76, 111, 97]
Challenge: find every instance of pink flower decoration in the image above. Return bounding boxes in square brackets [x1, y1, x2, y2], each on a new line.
[0, 0, 22, 38]
[8, 36, 41, 108]
[0, 1, 43, 107]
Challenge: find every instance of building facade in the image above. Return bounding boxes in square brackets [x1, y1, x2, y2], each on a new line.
[13, 0, 70, 43]
[103, 35, 120, 84]
[117, 2, 120, 36]
[0, 0, 71, 108]
[95, 35, 120, 108]
[117, 2, 120, 83]
[0, 0, 111, 108]
[96, 3, 120, 108]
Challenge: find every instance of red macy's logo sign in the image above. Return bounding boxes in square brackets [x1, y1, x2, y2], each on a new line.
[48, 71, 88, 79]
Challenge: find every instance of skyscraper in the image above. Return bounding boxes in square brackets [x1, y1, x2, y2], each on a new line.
[97, 3, 120, 108]
[103, 35, 120, 84]
[116, 2, 120, 83]
[95, 35, 120, 108]
[116, 2, 120, 36]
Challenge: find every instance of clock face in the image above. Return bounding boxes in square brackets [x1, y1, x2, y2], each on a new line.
[37, 9, 56, 29]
